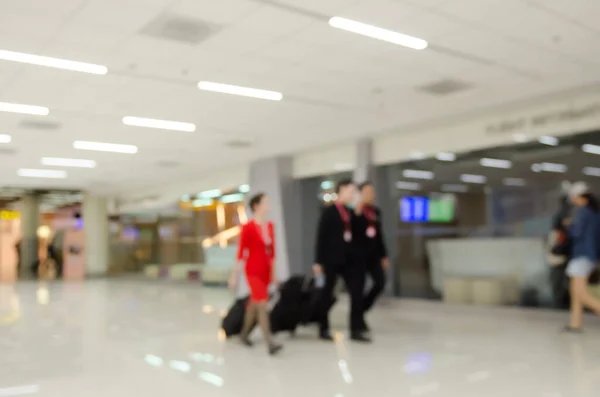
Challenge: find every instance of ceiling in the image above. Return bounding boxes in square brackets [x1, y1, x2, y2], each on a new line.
[2, 0, 600, 197]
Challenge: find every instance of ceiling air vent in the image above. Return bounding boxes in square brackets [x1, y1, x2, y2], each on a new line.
[140, 14, 219, 45]
[19, 120, 62, 130]
[225, 139, 253, 149]
[417, 79, 472, 96]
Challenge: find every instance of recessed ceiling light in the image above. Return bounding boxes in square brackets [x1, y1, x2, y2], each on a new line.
[239, 184, 250, 193]
[539, 136, 559, 146]
[41, 157, 96, 168]
[220, 193, 245, 204]
[0, 134, 11, 143]
[198, 81, 283, 101]
[436, 152, 456, 161]
[395, 181, 421, 191]
[0, 102, 49, 116]
[17, 169, 67, 179]
[582, 144, 600, 155]
[320, 180, 334, 190]
[402, 169, 434, 180]
[583, 167, 600, 177]
[193, 198, 214, 208]
[531, 162, 567, 173]
[73, 141, 138, 154]
[122, 116, 196, 132]
[0, 49, 107, 74]
[328, 17, 428, 50]
[513, 134, 528, 143]
[442, 184, 468, 193]
[198, 189, 222, 199]
[504, 177, 526, 187]
[460, 174, 487, 184]
[480, 158, 512, 169]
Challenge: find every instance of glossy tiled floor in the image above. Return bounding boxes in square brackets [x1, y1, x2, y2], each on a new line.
[1, 280, 599, 397]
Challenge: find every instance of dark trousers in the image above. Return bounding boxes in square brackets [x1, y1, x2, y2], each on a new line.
[363, 260, 386, 312]
[317, 263, 366, 333]
[550, 264, 569, 309]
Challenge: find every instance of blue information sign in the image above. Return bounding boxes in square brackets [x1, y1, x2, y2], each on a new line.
[400, 197, 429, 222]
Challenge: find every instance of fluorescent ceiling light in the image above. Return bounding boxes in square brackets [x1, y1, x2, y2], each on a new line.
[123, 116, 196, 132]
[583, 167, 600, 177]
[460, 174, 487, 184]
[395, 181, 421, 191]
[0, 49, 107, 75]
[504, 177, 526, 187]
[0, 385, 40, 396]
[531, 162, 567, 173]
[410, 151, 427, 160]
[329, 17, 428, 50]
[17, 169, 67, 179]
[402, 169, 434, 180]
[436, 152, 456, 161]
[198, 189, 222, 199]
[193, 198, 214, 208]
[221, 193, 245, 204]
[442, 184, 468, 193]
[480, 158, 512, 169]
[41, 157, 96, 168]
[0, 134, 11, 143]
[539, 136, 558, 146]
[239, 184, 250, 193]
[0, 102, 49, 116]
[198, 81, 283, 101]
[582, 144, 600, 155]
[73, 141, 138, 154]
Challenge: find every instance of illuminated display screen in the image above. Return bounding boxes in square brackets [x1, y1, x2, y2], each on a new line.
[400, 196, 455, 223]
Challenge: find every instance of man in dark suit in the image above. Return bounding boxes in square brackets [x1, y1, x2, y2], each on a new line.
[313, 179, 370, 342]
[356, 181, 389, 332]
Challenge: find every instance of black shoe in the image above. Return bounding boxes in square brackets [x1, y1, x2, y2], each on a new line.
[351, 332, 372, 343]
[562, 325, 583, 334]
[241, 337, 254, 347]
[361, 320, 371, 333]
[319, 330, 334, 341]
[268, 344, 283, 356]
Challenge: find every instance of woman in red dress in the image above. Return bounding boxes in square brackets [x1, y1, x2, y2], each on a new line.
[230, 193, 282, 355]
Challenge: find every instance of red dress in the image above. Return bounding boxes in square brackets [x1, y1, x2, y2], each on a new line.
[237, 220, 275, 302]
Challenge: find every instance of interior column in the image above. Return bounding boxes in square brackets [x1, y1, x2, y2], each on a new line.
[83, 194, 109, 277]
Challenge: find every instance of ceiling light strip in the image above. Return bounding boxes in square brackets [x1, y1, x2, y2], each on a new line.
[504, 178, 526, 187]
[18, 169, 67, 179]
[460, 174, 487, 184]
[0, 134, 11, 143]
[41, 157, 96, 168]
[0, 102, 49, 116]
[582, 144, 600, 155]
[73, 141, 138, 154]
[123, 116, 196, 132]
[583, 167, 600, 177]
[0, 49, 107, 75]
[402, 169, 434, 180]
[198, 81, 283, 101]
[480, 158, 512, 169]
[329, 17, 428, 50]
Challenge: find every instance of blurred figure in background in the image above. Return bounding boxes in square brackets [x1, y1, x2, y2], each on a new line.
[356, 182, 389, 333]
[230, 193, 282, 355]
[564, 182, 600, 332]
[313, 179, 370, 343]
[547, 184, 572, 309]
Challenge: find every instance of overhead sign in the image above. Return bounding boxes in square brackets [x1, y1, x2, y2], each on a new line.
[0, 210, 19, 220]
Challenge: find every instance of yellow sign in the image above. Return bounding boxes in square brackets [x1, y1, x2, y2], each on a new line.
[0, 210, 19, 220]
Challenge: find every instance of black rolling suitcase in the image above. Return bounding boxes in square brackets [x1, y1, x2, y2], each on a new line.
[221, 296, 250, 338]
[270, 275, 307, 334]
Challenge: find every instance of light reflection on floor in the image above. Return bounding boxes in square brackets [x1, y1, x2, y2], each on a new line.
[0, 280, 599, 397]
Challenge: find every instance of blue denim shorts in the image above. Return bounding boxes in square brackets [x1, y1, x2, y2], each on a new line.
[566, 257, 597, 278]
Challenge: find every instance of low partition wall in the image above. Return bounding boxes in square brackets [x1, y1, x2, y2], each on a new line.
[427, 237, 551, 305]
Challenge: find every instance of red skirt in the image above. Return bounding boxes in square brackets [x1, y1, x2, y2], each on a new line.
[245, 273, 269, 302]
